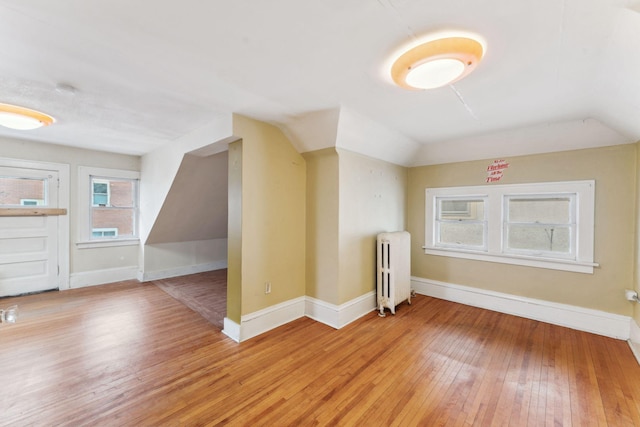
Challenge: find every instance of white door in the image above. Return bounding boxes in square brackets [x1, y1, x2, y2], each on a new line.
[0, 166, 59, 296]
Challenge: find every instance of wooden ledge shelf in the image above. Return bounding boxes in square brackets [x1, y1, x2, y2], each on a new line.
[0, 208, 68, 217]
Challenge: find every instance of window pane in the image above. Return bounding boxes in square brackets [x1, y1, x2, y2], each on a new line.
[439, 199, 484, 220]
[92, 228, 118, 238]
[91, 179, 109, 207]
[93, 182, 108, 194]
[91, 208, 135, 238]
[507, 225, 571, 253]
[0, 176, 47, 206]
[93, 194, 108, 206]
[508, 197, 571, 223]
[439, 222, 484, 247]
[109, 180, 135, 207]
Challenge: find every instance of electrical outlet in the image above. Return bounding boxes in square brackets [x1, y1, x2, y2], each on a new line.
[265, 282, 271, 294]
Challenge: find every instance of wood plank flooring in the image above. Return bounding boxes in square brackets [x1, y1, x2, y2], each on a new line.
[1, 275, 640, 426]
[154, 270, 226, 329]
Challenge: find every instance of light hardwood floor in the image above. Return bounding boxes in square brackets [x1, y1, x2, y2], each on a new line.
[154, 270, 227, 329]
[1, 275, 640, 426]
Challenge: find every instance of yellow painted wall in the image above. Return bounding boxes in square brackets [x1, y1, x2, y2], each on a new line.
[303, 148, 340, 303]
[232, 115, 306, 315]
[226, 140, 243, 323]
[302, 148, 407, 305]
[337, 149, 407, 304]
[408, 144, 636, 316]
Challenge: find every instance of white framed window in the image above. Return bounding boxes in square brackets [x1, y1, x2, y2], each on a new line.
[435, 197, 487, 251]
[424, 181, 597, 273]
[77, 166, 140, 249]
[503, 195, 575, 259]
[91, 179, 110, 206]
[20, 198, 44, 206]
[91, 228, 118, 238]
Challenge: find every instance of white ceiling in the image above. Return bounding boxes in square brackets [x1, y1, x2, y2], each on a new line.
[1, 0, 639, 165]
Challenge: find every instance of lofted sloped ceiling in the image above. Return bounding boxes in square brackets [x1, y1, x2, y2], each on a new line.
[0, 0, 638, 165]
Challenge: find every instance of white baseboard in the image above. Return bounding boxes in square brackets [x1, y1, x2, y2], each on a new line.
[139, 260, 227, 282]
[222, 317, 241, 343]
[305, 291, 376, 329]
[69, 266, 139, 289]
[411, 276, 631, 340]
[227, 297, 306, 342]
[628, 318, 640, 365]
[223, 292, 375, 343]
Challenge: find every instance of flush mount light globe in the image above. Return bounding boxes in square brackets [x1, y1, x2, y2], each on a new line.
[390, 35, 485, 90]
[0, 103, 55, 130]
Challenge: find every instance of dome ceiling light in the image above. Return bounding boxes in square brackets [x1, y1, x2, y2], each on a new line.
[390, 33, 485, 90]
[0, 103, 55, 130]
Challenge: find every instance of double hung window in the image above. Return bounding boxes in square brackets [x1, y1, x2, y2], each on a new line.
[92, 179, 110, 206]
[77, 167, 140, 248]
[503, 195, 575, 258]
[425, 181, 595, 273]
[435, 198, 487, 250]
[89, 176, 137, 240]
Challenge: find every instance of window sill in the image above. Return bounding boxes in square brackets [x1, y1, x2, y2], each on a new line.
[423, 246, 598, 274]
[76, 239, 140, 249]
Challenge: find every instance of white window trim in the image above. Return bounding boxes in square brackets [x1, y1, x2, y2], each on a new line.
[77, 166, 140, 249]
[424, 180, 597, 274]
[502, 193, 576, 260]
[435, 196, 488, 251]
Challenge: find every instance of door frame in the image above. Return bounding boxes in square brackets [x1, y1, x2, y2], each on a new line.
[0, 157, 70, 290]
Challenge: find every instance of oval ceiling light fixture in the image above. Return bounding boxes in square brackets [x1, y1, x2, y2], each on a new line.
[0, 103, 55, 130]
[390, 32, 485, 90]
